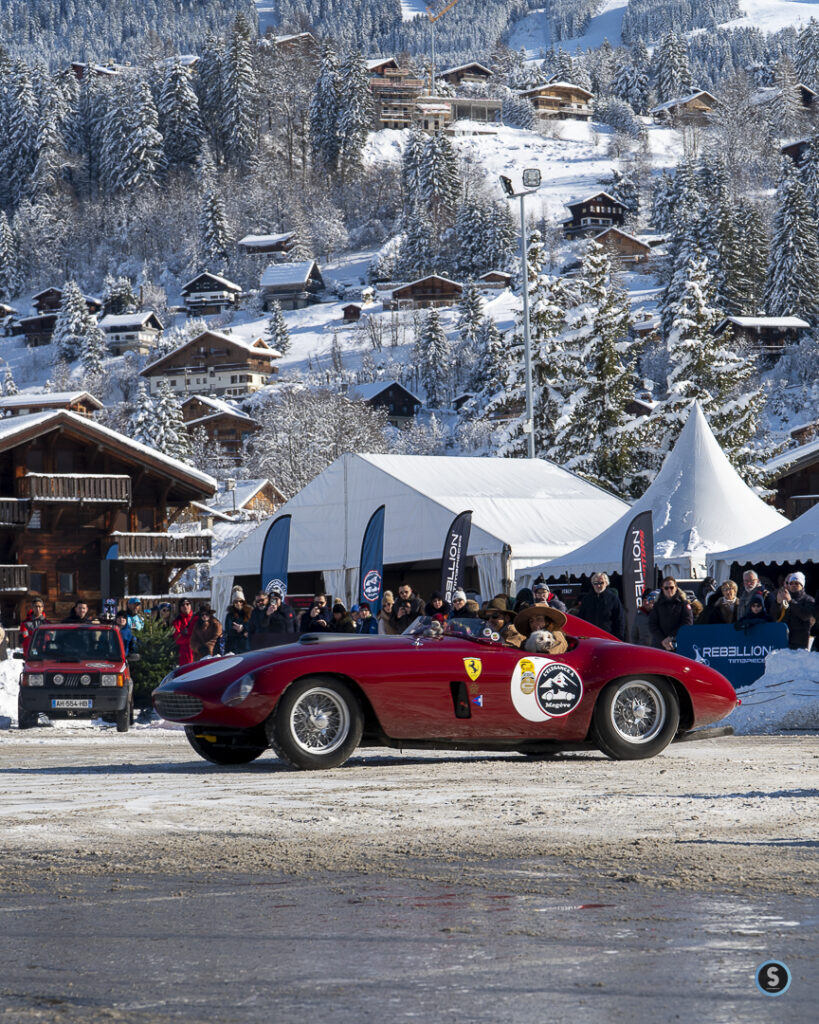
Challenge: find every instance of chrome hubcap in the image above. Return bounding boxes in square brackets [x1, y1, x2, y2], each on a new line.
[610, 681, 666, 743]
[290, 688, 350, 755]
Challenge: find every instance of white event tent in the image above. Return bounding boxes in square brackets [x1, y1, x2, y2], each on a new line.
[516, 402, 788, 586]
[210, 453, 628, 616]
[709, 501, 819, 580]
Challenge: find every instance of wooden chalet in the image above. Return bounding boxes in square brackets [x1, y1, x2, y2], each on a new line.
[369, 66, 425, 129]
[273, 32, 318, 55]
[342, 303, 363, 322]
[0, 391, 103, 419]
[140, 330, 280, 399]
[349, 380, 422, 426]
[478, 270, 513, 289]
[366, 57, 400, 75]
[519, 81, 593, 121]
[594, 227, 652, 264]
[415, 97, 453, 131]
[0, 410, 215, 625]
[70, 61, 121, 80]
[260, 260, 324, 310]
[562, 192, 626, 239]
[437, 62, 493, 88]
[181, 395, 260, 462]
[237, 232, 296, 257]
[21, 288, 102, 347]
[752, 82, 816, 110]
[782, 137, 810, 165]
[386, 275, 463, 310]
[98, 311, 163, 356]
[765, 441, 819, 518]
[180, 272, 242, 316]
[650, 90, 718, 125]
[714, 316, 809, 352]
[188, 478, 285, 524]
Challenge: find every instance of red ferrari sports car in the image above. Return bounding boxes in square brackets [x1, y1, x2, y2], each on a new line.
[153, 614, 738, 770]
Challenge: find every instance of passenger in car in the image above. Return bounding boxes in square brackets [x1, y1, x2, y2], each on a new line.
[513, 605, 569, 655]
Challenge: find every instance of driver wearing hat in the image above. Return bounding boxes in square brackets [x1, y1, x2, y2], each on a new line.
[480, 597, 526, 648]
[513, 605, 569, 656]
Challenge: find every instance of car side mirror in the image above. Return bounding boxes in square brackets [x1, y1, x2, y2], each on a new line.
[13, 650, 25, 660]
[128, 652, 141, 663]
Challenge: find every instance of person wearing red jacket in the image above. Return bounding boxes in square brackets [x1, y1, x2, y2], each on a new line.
[20, 598, 49, 656]
[172, 599, 196, 665]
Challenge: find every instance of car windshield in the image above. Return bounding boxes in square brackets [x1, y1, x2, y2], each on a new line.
[28, 627, 122, 663]
[402, 615, 503, 644]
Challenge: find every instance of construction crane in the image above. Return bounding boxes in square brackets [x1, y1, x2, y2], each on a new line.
[426, 0, 461, 96]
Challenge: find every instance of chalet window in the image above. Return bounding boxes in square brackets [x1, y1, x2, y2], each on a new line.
[27, 449, 44, 472]
[29, 509, 42, 529]
[170, 380, 177, 387]
[29, 572, 46, 594]
[58, 571, 76, 595]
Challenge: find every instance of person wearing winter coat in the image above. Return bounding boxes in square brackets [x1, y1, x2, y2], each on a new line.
[649, 577, 694, 650]
[328, 602, 356, 633]
[300, 594, 331, 633]
[248, 590, 297, 649]
[576, 573, 625, 640]
[450, 590, 468, 618]
[62, 601, 96, 624]
[356, 602, 379, 634]
[532, 581, 568, 614]
[224, 594, 251, 655]
[113, 612, 135, 655]
[389, 583, 424, 632]
[425, 592, 451, 618]
[190, 608, 223, 661]
[379, 591, 398, 634]
[772, 572, 815, 649]
[704, 581, 739, 625]
[20, 599, 49, 656]
[631, 590, 659, 645]
[172, 599, 196, 665]
[736, 570, 776, 621]
[737, 594, 772, 628]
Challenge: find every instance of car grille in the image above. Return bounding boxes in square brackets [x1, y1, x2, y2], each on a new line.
[47, 672, 100, 688]
[154, 693, 204, 720]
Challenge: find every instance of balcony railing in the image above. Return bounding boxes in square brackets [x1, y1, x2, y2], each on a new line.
[0, 564, 29, 592]
[109, 533, 212, 562]
[21, 474, 131, 504]
[0, 498, 30, 526]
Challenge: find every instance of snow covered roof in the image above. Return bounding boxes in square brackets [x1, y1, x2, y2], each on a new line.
[194, 479, 280, 518]
[715, 316, 810, 331]
[479, 270, 512, 280]
[141, 330, 278, 375]
[0, 412, 215, 494]
[594, 227, 651, 250]
[520, 81, 593, 98]
[367, 57, 399, 72]
[349, 380, 422, 404]
[650, 90, 718, 114]
[438, 62, 493, 78]
[391, 274, 462, 294]
[211, 454, 629, 601]
[260, 261, 322, 287]
[517, 403, 789, 584]
[709, 500, 819, 578]
[765, 437, 819, 476]
[238, 232, 295, 248]
[566, 191, 623, 210]
[0, 390, 102, 411]
[180, 272, 241, 293]
[182, 394, 256, 421]
[99, 311, 163, 330]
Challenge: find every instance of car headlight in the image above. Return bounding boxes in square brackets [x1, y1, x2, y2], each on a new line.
[101, 674, 118, 687]
[221, 673, 255, 706]
[24, 673, 44, 687]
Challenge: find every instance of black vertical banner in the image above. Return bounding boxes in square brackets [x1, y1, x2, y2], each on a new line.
[441, 510, 473, 605]
[621, 510, 654, 643]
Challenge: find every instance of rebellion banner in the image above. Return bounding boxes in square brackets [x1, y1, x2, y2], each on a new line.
[621, 509, 654, 643]
[440, 510, 473, 605]
[260, 514, 292, 597]
[359, 505, 386, 617]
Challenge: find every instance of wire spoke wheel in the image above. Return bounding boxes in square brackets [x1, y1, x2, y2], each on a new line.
[610, 680, 667, 743]
[290, 687, 351, 755]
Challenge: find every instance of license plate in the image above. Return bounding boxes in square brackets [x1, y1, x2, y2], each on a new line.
[51, 699, 93, 709]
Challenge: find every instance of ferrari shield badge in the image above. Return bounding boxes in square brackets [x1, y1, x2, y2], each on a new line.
[463, 657, 482, 681]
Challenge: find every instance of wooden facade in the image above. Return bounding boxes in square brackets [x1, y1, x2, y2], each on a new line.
[99, 311, 163, 356]
[714, 316, 809, 352]
[21, 289, 102, 347]
[181, 272, 242, 315]
[519, 81, 593, 121]
[650, 90, 718, 125]
[260, 260, 324, 310]
[141, 330, 280, 398]
[342, 303, 362, 321]
[766, 444, 819, 519]
[386, 275, 463, 310]
[437, 63, 493, 87]
[0, 391, 103, 418]
[237, 232, 296, 257]
[595, 227, 652, 264]
[181, 395, 260, 461]
[350, 381, 422, 426]
[563, 192, 626, 239]
[0, 411, 214, 625]
[369, 67, 425, 129]
[478, 270, 513, 289]
[782, 137, 810, 165]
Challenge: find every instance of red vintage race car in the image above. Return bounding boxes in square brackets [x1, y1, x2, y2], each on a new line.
[152, 614, 738, 770]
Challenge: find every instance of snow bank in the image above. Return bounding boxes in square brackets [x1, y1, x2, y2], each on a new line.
[727, 649, 819, 734]
[0, 658, 19, 724]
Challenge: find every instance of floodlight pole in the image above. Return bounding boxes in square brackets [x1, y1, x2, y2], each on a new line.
[518, 191, 535, 460]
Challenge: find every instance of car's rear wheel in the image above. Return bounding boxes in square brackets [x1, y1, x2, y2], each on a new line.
[268, 676, 363, 770]
[185, 727, 269, 765]
[17, 699, 37, 730]
[593, 676, 679, 760]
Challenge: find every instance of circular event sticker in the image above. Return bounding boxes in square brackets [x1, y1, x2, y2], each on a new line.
[511, 658, 583, 722]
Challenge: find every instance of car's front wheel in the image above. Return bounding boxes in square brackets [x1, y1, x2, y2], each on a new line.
[268, 676, 363, 770]
[115, 691, 133, 733]
[593, 676, 679, 760]
[17, 698, 37, 730]
[185, 727, 269, 765]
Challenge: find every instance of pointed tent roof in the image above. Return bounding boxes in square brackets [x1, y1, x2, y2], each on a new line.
[517, 403, 788, 584]
[709, 502, 819, 580]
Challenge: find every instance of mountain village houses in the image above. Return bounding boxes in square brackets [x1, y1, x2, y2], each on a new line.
[139, 330, 281, 398]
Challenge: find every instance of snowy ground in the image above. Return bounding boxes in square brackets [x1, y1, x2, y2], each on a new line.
[510, 2, 627, 59]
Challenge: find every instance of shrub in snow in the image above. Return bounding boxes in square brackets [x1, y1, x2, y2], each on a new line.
[594, 98, 641, 139]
